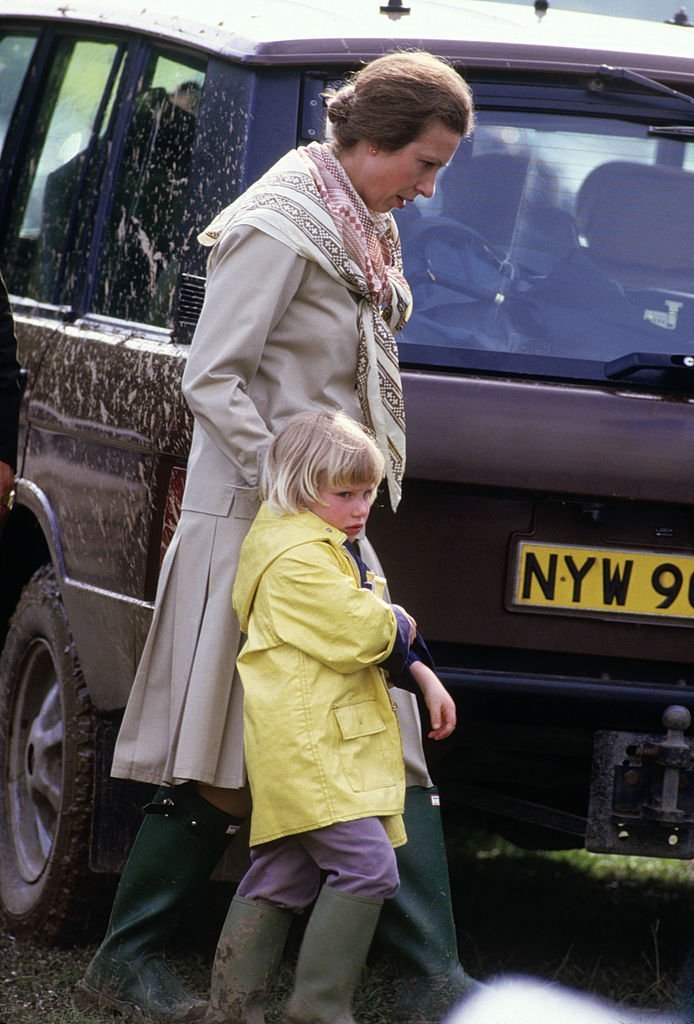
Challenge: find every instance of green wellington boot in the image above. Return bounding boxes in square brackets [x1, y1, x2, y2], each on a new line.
[75, 783, 238, 1023]
[375, 786, 480, 1024]
[676, 942, 694, 1023]
[281, 886, 382, 1024]
[205, 895, 293, 1024]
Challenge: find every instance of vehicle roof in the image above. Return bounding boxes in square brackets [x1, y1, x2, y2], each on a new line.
[472, 0, 688, 21]
[4, 0, 694, 80]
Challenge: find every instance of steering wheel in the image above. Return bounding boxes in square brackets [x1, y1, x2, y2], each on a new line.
[401, 218, 514, 301]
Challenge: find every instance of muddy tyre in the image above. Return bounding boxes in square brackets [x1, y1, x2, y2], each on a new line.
[0, 565, 99, 943]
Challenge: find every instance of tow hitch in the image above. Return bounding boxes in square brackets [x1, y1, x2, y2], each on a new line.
[587, 705, 694, 857]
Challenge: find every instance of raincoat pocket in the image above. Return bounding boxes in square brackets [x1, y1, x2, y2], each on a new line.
[334, 700, 399, 793]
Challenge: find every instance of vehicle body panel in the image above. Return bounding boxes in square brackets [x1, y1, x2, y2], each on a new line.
[4, 0, 694, 76]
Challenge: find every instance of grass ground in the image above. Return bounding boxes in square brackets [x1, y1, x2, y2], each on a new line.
[448, 826, 693, 1011]
[1, 823, 692, 1023]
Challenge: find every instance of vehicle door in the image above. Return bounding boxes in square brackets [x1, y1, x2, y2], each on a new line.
[0, 26, 206, 708]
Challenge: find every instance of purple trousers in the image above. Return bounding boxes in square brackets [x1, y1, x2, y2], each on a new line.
[236, 817, 400, 911]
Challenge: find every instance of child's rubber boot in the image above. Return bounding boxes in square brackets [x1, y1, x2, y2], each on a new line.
[205, 895, 294, 1024]
[375, 785, 480, 1024]
[74, 783, 239, 1023]
[281, 886, 382, 1024]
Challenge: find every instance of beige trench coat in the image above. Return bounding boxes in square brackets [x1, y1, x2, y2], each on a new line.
[111, 223, 431, 790]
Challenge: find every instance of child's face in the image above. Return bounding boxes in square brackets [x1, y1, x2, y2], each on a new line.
[306, 481, 376, 541]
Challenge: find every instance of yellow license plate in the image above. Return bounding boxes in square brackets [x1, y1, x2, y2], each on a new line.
[511, 540, 694, 621]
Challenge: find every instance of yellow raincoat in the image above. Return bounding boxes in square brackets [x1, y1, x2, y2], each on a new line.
[232, 503, 406, 848]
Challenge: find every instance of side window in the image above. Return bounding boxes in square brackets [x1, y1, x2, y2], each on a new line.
[95, 51, 205, 327]
[0, 34, 37, 156]
[2, 37, 122, 304]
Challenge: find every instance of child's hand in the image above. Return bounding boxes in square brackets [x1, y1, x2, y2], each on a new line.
[408, 660, 457, 740]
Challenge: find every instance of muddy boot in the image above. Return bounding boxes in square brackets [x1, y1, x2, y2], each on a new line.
[74, 783, 241, 1023]
[281, 886, 382, 1024]
[376, 786, 480, 1024]
[205, 895, 293, 1023]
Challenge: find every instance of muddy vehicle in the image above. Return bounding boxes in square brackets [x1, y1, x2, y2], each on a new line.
[2, 0, 694, 942]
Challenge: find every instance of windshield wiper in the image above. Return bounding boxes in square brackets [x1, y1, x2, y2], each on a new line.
[590, 65, 694, 107]
[605, 352, 694, 380]
[648, 124, 694, 139]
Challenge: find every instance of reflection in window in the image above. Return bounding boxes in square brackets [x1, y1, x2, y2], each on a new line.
[0, 34, 37, 156]
[2, 38, 121, 303]
[96, 52, 205, 327]
[395, 113, 694, 367]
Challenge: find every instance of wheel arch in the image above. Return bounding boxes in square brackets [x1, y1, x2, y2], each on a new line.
[0, 562, 114, 942]
[0, 478, 59, 653]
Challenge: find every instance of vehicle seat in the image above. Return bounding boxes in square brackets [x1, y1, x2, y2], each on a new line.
[575, 160, 694, 292]
[441, 150, 577, 273]
[442, 151, 529, 247]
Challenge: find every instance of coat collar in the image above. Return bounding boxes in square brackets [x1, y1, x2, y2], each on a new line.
[233, 502, 358, 630]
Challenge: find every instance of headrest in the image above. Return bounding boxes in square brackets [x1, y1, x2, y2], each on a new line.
[576, 160, 694, 279]
[442, 151, 534, 240]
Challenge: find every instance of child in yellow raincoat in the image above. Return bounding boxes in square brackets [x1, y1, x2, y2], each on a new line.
[206, 409, 457, 1024]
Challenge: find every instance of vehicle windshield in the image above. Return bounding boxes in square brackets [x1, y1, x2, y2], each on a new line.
[395, 106, 694, 376]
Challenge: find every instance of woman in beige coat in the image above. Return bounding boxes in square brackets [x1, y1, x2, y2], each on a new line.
[77, 49, 476, 1024]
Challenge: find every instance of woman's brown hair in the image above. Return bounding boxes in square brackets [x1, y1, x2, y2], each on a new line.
[325, 50, 474, 152]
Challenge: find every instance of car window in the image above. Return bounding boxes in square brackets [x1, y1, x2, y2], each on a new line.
[0, 33, 37, 155]
[93, 51, 205, 327]
[395, 105, 694, 375]
[1, 37, 123, 305]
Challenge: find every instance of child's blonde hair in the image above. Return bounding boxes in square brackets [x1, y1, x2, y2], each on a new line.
[261, 410, 385, 514]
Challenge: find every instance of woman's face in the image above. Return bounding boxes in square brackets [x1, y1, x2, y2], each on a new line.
[343, 120, 462, 214]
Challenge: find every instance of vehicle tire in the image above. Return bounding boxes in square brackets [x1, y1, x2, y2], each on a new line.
[0, 564, 100, 943]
